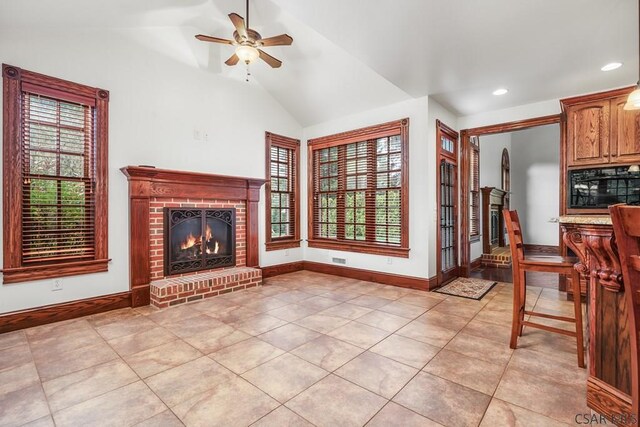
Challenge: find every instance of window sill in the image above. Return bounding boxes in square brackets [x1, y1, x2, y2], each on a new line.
[2, 259, 110, 284]
[265, 240, 301, 251]
[307, 239, 410, 258]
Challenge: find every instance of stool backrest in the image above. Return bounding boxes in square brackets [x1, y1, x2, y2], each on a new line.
[503, 209, 526, 265]
[609, 203, 640, 421]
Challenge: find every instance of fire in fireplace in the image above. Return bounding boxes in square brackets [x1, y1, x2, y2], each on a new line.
[164, 208, 235, 276]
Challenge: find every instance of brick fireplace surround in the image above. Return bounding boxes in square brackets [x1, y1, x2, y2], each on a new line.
[121, 166, 266, 308]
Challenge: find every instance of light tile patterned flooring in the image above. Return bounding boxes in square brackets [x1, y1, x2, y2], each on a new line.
[0, 271, 588, 426]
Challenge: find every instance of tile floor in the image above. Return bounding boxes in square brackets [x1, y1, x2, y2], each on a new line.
[0, 271, 589, 426]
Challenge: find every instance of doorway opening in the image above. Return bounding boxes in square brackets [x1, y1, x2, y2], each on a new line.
[460, 115, 563, 280]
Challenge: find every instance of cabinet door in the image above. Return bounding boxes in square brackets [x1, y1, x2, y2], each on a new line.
[610, 95, 640, 164]
[566, 100, 610, 167]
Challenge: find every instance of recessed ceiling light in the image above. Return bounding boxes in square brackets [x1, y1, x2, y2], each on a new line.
[601, 62, 622, 71]
[492, 88, 508, 96]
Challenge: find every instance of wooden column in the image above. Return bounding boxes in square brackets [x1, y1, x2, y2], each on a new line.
[561, 221, 632, 423]
[121, 166, 266, 307]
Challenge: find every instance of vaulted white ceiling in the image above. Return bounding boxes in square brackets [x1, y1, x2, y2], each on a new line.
[1, 0, 637, 125]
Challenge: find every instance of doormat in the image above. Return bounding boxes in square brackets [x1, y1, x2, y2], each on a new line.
[434, 277, 497, 300]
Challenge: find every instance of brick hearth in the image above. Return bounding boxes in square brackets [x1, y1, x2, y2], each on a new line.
[150, 267, 262, 308]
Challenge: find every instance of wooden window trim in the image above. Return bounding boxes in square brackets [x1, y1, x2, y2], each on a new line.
[265, 132, 300, 251]
[2, 64, 109, 284]
[307, 118, 410, 258]
[470, 136, 480, 241]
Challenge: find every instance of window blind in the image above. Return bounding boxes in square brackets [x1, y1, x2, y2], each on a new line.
[269, 144, 296, 239]
[470, 137, 480, 237]
[21, 90, 96, 263]
[311, 135, 403, 246]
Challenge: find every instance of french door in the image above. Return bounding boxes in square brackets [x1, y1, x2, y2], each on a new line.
[436, 121, 459, 285]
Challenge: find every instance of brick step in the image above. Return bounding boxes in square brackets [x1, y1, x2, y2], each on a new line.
[150, 266, 262, 308]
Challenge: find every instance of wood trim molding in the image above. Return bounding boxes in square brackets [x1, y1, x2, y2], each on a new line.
[261, 261, 305, 278]
[436, 120, 459, 286]
[307, 239, 410, 258]
[470, 257, 482, 269]
[308, 119, 408, 149]
[262, 260, 436, 291]
[306, 118, 410, 257]
[0, 291, 131, 334]
[304, 261, 435, 291]
[121, 166, 266, 307]
[459, 113, 562, 277]
[2, 64, 110, 284]
[560, 86, 635, 108]
[262, 261, 435, 291]
[461, 114, 561, 137]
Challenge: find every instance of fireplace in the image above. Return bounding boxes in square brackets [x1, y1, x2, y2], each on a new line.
[164, 208, 236, 276]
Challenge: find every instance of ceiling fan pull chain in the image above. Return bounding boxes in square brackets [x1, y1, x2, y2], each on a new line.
[246, 62, 251, 82]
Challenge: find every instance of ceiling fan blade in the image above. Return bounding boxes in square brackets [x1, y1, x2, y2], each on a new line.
[225, 53, 240, 66]
[195, 34, 234, 45]
[259, 34, 293, 47]
[229, 13, 248, 39]
[258, 49, 282, 68]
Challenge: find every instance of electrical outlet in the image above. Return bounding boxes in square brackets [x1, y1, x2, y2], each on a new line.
[193, 129, 202, 140]
[387, 257, 393, 265]
[284, 249, 290, 257]
[51, 279, 63, 291]
[203, 132, 209, 142]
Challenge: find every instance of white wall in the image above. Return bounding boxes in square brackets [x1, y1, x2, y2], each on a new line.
[510, 124, 561, 246]
[302, 97, 434, 279]
[0, 27, 303, 314]
[470, 133, 512, 260]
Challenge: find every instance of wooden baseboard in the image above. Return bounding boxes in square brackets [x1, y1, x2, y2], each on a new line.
[302, 261, 436, 291]
[261, 261, 305, 278]
[524, 244, 559, 255]
[470, 257, 482, 269]
[0, 291, 132, 334]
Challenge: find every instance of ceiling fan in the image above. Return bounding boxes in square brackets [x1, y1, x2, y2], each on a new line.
[195, 0, 293, 69]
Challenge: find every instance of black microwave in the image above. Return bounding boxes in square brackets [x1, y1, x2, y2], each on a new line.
[568, 166, 640, 209]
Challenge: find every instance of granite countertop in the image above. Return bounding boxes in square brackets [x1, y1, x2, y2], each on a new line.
[558, 215, 612, 225]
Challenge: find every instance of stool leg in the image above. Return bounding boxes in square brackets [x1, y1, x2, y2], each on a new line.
[571, 269, 585, 368]
[518, 270, 526, 336]
[510, 269, 524, 349]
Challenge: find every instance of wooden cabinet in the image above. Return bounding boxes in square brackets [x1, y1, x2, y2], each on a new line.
[566, 99, 610, 166]
[610, 95, 640, 164]
[563, 87, 640, 168]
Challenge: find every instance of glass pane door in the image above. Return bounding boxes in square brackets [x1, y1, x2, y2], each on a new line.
[440, 160, 457, 274]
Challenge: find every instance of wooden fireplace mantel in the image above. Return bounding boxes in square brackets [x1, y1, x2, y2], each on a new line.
[121, 166, 266, 307]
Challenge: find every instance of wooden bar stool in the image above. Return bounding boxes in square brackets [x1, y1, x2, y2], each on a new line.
[610, 204, 640, 421]
[503, 209, 585, 368]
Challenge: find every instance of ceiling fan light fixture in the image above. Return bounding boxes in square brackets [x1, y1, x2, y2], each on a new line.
[236, 45, 259, 64]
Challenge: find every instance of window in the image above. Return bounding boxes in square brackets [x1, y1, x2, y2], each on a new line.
[501, 147, 510, 207]
[265, 132, 300, 251]
[308, 119, 409, 257]
[2, 64, 109, 283]
[470, 136, 480, 240]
